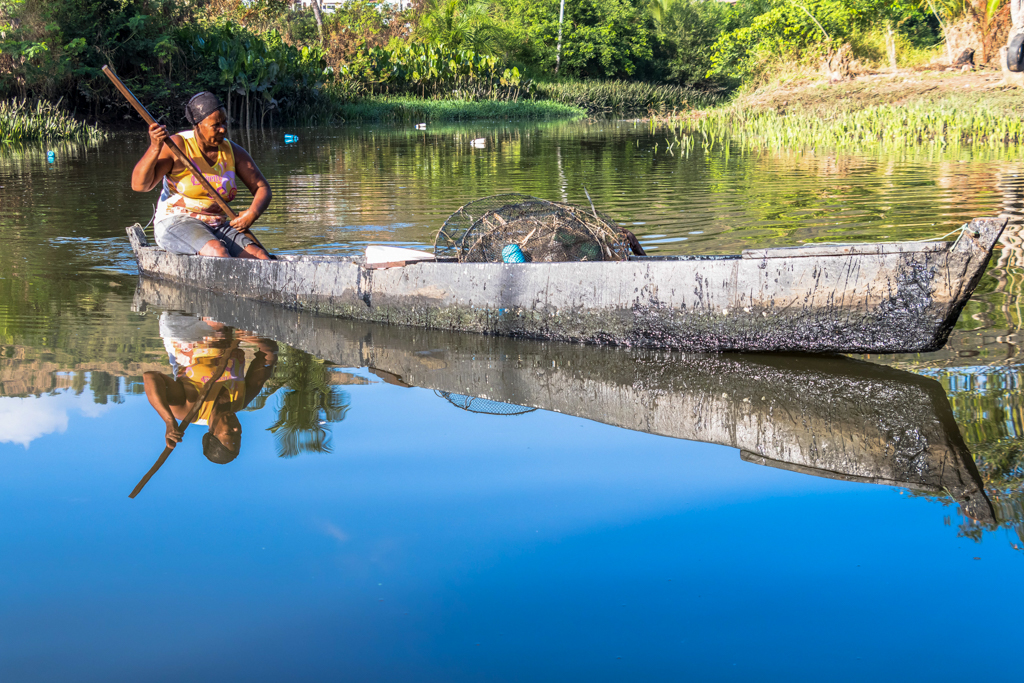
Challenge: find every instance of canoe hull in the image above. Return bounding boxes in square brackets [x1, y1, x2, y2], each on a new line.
[127, 217, 1004, 353]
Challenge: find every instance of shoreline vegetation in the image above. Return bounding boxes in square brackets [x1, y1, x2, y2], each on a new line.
[4, 0, 1024, 144]
[328, 96, 586, 122]
[659, 68, 1024, 148]
[6, 67, 1024, 150]
[3, 0, 1024, 144]
[664, 69, 1024, 149]
[0, 99, 105, 142]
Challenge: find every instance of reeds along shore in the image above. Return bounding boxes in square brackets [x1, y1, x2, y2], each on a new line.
[333, 97, 586, 123]
[533, 80, 725, 115]
[668, 98, 1024, 149]
[0, 99, 104, 143]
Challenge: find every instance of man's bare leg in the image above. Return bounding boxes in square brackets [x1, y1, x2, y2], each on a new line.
[239, 243, 271, 260]
[198, 239, 230, 257]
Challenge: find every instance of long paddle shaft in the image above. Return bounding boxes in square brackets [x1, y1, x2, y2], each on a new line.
[101, 65, 272, 256]
[129, 340, 241, 499]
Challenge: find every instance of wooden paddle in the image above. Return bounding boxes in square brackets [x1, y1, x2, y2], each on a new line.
[101, 65, 273, 258]
[129, 339, 241, 499]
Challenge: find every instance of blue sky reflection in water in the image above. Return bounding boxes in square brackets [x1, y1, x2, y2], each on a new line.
[0, 369, 1021, 681]
[2, 119, 1024, 680]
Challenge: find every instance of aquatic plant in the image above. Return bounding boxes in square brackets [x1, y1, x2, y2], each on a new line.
[192, 23, 332, 131]
[343, 43, 532, 101]
[335, 95, 584, 122]
[0, 99, 103, 143]
[534, 79, 725, 116]
[670, 97, 1024, 149]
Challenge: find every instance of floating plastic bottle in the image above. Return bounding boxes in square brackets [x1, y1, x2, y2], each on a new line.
[414, 123, 426, 130]
[284, 134, 298, 144]
[501, 244, 525, 263]
[46, 151, 55, 163]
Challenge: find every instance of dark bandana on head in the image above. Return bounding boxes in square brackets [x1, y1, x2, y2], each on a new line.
[185, 92, 224, 126]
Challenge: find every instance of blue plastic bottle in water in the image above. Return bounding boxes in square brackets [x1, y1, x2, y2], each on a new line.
[284, 134, 298, 144]
[502, 244, 525, 263]
[46, 151, 55, 163]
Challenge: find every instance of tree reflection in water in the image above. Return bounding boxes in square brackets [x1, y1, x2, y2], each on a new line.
[915, 369, 1024, 548]
[248, 347, 351, 458]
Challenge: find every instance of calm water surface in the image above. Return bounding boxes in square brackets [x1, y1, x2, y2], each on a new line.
[2, 121, 1024, 681]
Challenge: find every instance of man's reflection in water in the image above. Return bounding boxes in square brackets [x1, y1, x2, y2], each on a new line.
[143, 312, 278, 463]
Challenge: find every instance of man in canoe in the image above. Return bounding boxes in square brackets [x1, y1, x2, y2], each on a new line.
[131, 91, 272, 259]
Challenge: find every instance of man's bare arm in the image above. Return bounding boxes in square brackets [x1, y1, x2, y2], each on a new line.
[230, 142, 272, 232]
[143, 371, 188, 448]
[132, 123, 176, 192]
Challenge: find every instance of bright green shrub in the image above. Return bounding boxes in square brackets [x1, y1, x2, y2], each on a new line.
[343, 43, 532, 100]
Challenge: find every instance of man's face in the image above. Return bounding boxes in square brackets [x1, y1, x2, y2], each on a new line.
[210, 411, 241, 454]
[197, 109, 228, 145]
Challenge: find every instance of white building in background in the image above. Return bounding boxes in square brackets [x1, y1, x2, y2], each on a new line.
[290, 0, 340, 11]
[290, 0, 407, 10]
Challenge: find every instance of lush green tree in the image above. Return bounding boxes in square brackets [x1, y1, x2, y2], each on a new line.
[654, 0, 734, 86]
[495, 0, 654, 78]
[316, 0, 412, 65]
[416, 0, 503, 53]
[0, 0, 190, 106]
[0, 0, 330, 125]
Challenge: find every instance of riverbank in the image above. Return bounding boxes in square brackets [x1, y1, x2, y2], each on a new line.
[0, 96, 587, 143]
[671, 68, 1024, 148]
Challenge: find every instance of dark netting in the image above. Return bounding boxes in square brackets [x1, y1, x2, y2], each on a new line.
[435, 390, 537, 416]
[434, 193, 631, 263]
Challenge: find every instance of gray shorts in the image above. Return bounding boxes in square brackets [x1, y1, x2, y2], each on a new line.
[154, 214, 254, 256]
[158, 311, 217, 343]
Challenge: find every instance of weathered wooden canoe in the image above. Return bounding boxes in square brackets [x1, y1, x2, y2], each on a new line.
[135, 277, 997, 526]
[126, 216, 1005, 353]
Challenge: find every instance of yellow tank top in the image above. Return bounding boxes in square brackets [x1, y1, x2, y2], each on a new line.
[154, 130, 237, 226]
[182, 349, 245, 426]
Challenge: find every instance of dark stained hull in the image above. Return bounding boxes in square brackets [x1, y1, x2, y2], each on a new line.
[127, 217, 1005, 353]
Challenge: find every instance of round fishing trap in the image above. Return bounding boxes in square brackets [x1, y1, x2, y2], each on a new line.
[435, 390, 537, 416]
[434, 193, 632, 263]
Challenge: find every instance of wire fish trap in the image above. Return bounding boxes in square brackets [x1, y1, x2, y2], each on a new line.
[434, 193, 632, 263]
[435, 390, 537, 416]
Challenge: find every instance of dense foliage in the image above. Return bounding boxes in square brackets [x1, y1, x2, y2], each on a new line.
[0, 0, 1009, 130]
[344, 43, 532, 99]
[536, 78, 722, 114]
[0, 0, 330, 128]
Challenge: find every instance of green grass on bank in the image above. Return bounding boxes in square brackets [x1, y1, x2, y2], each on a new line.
[536, 79, 726, 116]
[0, 99, 105, 143]
[337, 96, 586, 123]
[675, 94, 1024, 149]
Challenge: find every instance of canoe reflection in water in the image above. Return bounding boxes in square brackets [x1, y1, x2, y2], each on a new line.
[136, 279, 1005, 534]
[144, 312, 278, 464]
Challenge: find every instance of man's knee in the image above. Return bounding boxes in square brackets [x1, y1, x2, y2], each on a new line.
[199, 239, 230, 258]
[244, 243, 270, 260]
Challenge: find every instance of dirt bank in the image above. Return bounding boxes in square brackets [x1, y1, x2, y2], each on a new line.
[729, 66, 1024, 117]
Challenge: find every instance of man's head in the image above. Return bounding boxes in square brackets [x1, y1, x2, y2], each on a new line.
[202, 409, 241, 464]
[185, 92, 227, 146]
[202, 430, 239, 465]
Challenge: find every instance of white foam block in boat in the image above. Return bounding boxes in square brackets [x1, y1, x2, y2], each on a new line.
[365, 245, 436, 265]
